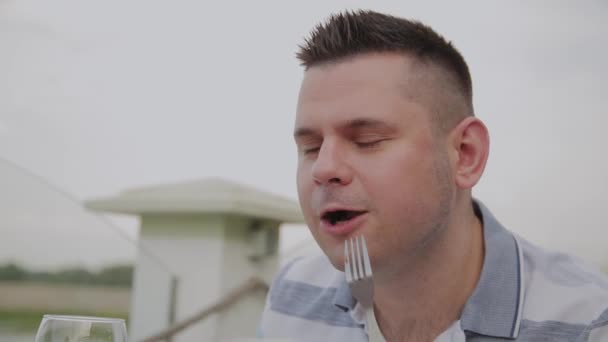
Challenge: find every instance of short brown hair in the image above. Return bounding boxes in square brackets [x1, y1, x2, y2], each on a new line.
[297, 10, 474, 129]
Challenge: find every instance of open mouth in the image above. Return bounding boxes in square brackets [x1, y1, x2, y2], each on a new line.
[322, 210, 366, 226]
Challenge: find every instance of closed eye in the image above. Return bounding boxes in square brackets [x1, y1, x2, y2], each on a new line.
[302, 146, 320, 155]
[355, 140, 385, 148]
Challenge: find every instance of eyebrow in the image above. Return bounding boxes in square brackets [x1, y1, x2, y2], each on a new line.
[293, 117, 395, 139]
[342, 118, 394, 132]
[293, 127, 320, 140]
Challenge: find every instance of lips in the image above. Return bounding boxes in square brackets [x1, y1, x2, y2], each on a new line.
[320, 208, 368, 236]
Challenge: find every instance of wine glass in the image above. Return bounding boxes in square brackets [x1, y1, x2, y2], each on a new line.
[34, 315, 127, 342]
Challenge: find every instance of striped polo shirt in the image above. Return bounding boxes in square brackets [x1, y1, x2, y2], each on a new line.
[259, 201, 608, 341]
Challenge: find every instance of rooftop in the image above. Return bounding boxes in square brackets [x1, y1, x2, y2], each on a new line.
[85, 177, 304, 223]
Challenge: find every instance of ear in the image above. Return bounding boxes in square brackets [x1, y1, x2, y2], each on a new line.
[447, 117, 490, 189]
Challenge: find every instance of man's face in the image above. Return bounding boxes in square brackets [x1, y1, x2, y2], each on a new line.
[294, 53, 455, 276]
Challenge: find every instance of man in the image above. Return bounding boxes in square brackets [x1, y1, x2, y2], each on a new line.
[259, 10, 608, 341]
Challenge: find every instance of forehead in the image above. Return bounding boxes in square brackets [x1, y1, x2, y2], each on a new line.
[295, 53, 432, 130]
[298, 53, 414, 102]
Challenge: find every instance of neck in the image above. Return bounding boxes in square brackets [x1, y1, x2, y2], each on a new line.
[373, 200, 485, 341]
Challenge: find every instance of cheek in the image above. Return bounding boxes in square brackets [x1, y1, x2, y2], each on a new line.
[296, 164, 311, 202]
[361, 146, 440, 218]
[296, 164, 316, 224]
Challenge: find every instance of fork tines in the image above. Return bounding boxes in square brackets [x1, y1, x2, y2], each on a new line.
[344, 235, 373, 282]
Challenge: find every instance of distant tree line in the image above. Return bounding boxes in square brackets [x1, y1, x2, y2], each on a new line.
[0, 263, 133, 287]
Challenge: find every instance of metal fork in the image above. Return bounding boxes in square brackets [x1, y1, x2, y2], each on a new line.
[345, 236, 385, 341]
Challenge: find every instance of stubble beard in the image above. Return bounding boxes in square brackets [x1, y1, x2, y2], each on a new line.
[376, 147, 455, 282]
[417, 146, 454, 252]
[304, 147, 455, 276]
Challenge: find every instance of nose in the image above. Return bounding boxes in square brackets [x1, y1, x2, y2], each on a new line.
[311, 141, 353, 186]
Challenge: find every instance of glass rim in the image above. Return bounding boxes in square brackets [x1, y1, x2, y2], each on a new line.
[42, 314, 125, 323]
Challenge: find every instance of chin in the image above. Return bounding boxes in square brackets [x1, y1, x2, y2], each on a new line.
[320, 242, 346, 272]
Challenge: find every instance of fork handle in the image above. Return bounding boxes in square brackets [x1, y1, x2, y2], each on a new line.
[366, 308, 386, 342]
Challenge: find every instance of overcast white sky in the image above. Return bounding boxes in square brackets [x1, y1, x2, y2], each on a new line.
[1, 1, 607, 271]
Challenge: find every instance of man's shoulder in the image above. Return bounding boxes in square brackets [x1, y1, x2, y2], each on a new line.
[267, 253, 347, 310]
[273, 253, 343, 288]
[259, 254, 363, 340]
[516, 236, 608, 334]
